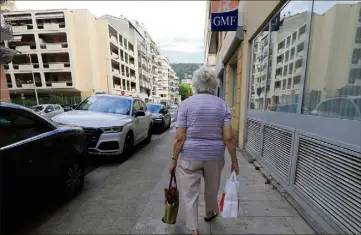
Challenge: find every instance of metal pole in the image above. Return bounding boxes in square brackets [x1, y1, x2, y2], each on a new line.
[28, 54, 39, 105]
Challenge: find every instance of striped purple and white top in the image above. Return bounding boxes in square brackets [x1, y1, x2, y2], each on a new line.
[176, 93, 232, 161]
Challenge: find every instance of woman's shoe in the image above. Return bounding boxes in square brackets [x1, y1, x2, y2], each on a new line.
[204, 211, 218, 222]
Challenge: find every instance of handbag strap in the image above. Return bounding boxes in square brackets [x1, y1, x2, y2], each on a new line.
[168, 172, 178, 189]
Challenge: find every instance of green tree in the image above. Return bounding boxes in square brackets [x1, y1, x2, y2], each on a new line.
[179, 83, 192, 101]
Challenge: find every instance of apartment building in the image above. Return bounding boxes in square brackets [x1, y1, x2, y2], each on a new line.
[99, 15, 181, 103]
[205, 1, 361, 234]
[0, 0, 16, 102]
[2, 9, 140, 106]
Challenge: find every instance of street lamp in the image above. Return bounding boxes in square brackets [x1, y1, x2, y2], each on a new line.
[16, 50, 39, 105]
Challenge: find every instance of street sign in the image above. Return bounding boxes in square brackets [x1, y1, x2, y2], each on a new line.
[121, 90, 125, 96]
[211, 0, 239, 32]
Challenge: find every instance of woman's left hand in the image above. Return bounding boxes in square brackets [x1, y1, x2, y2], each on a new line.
[169, 159, 177, 173]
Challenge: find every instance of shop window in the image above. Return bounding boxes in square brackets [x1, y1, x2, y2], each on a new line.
[248, 0, 312, 113]
[303, 1, 361, 121]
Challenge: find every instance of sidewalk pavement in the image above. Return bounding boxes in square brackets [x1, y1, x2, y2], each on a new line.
[32, 129, 315, 234]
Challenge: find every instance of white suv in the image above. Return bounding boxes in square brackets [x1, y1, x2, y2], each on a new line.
[51, 94, 153, 157]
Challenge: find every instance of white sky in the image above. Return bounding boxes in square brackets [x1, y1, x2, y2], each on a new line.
[15, 1, 206, 63]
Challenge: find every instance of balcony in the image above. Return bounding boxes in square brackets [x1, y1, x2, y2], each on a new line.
[111, 52, 119, 60]
[35, 12, 66, 30]
[108, 25, 118, 46]
[110, 43, 119, 61]
[4, 13, 33, 33]
[1, 14, 13, 41]
[12, 53, 39, 70]
[112, 68, 120, 75]
[8, 34, 36, 51]
[128, 43, 134, 55]
[113, 76, 121, 91]
[44, 71, 72, 87]
[39, 33, 68, 50]
[14, 72, 42, 88]
[42, 52, 70, 69]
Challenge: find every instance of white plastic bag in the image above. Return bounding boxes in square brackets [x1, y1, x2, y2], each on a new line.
[221, 171, 239, 218]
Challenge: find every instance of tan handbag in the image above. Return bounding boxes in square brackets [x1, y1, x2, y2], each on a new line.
[161, 172, 179, 224]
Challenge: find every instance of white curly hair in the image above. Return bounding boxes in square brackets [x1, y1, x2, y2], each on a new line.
[191, 66, 219, 95]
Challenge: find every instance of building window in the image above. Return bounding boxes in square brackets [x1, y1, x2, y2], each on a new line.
[351, 49, 361, 64]
[249, 0, 312, 113]
[302, 1, 361, 120]
[355, 27, 361, 44]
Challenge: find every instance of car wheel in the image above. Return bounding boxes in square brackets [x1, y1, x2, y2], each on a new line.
[145, 124, 152, 143]
[123, 132, 134, 157]
[62, 161, 84, 200]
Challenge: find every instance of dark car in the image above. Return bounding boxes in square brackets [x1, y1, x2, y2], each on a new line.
[0, 102, 87, 232]
[146, 103, 171, 131]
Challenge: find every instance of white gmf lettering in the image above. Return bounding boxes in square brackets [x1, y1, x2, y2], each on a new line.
[213, 16, 237, 27]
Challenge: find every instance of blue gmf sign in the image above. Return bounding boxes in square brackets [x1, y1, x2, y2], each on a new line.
[211, 1, 238, 32]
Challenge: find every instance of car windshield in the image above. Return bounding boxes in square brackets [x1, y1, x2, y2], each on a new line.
[76, 96, 132, 115]
[30, 106, 44, 112]
[147, 104, 162, 113]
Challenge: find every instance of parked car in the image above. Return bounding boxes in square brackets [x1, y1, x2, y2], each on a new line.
[51, 94, 153, 157]
[29, 104, 64, 119]
[311, 95, 361, 121]
[147, 103, 172, 131]
[0, 102, 87, 232]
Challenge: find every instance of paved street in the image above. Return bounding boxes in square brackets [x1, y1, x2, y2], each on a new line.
[20, 125, 315, 234]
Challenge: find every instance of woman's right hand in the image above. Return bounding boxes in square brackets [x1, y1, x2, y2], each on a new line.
[231, 161, 239, 175]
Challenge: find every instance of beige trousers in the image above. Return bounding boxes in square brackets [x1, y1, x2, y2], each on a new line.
[179, 158, 225, 231]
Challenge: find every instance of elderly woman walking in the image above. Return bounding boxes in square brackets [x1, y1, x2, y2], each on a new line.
[169, 67, 239, 235]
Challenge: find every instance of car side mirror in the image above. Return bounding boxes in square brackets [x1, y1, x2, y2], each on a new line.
[135, 110, 145, 117]
[45, 108, 52, 113]
[72, 104, 78, 109]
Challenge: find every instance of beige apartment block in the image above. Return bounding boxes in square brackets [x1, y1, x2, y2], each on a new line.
[3, 8, 136, 106]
